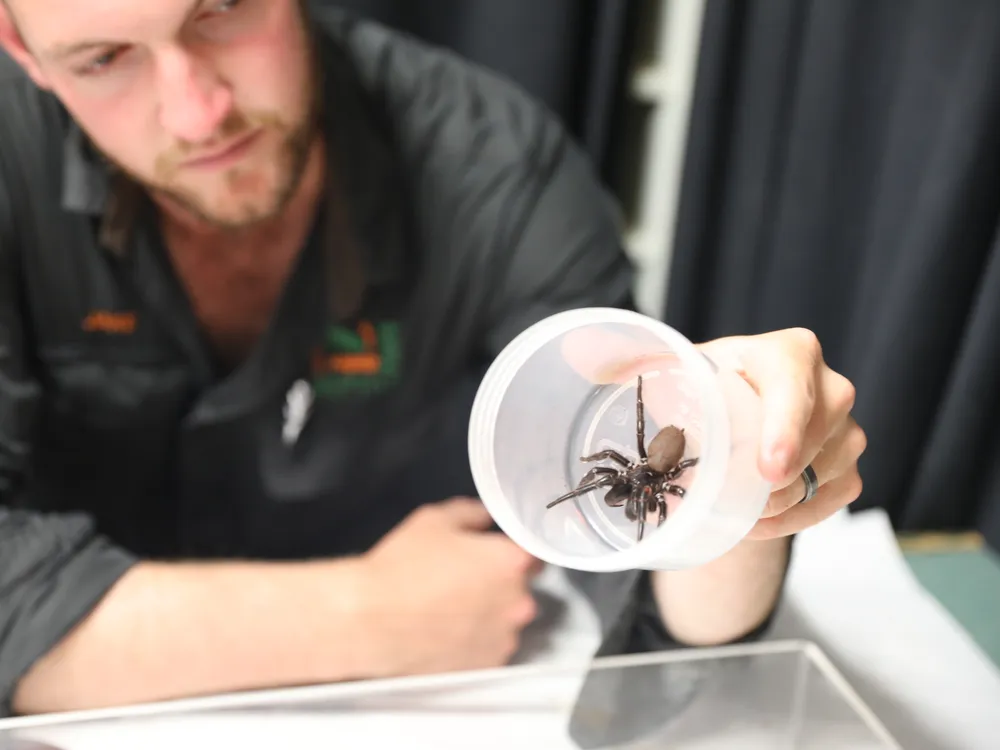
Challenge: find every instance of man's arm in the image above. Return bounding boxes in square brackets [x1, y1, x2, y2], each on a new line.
[650, 537, 791, 646]
[0, 193, 139, 715]
[11, 558, 374, 715]
[0, 229, 375, 715]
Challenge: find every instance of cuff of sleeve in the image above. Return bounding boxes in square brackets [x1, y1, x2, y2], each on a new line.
[0, 536, 138, 718]
[569, 539, 794, 660]
[625, 570, 781, 654]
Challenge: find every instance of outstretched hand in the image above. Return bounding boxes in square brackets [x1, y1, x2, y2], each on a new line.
[562, 323, 866, 540]
[696, 328, 866, 540]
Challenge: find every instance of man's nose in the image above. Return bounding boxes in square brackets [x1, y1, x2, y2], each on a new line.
[156, 48, 233, 144]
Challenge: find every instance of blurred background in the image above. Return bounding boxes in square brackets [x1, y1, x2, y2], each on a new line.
[324, 0, 1000, 556]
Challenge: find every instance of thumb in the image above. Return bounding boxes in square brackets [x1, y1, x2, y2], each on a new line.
[434, 497, 496, 530]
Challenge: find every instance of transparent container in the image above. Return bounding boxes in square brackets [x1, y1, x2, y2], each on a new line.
[0, 640, 900, 749]
[468, 307, 772, 572]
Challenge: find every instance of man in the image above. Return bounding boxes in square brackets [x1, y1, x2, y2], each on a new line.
[0, 0, 866, 718]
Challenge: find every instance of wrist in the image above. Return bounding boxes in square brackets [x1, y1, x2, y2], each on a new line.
[292, 556, 382, 682]
[649, 536, 791, 646]
[683, 534, 790, 578]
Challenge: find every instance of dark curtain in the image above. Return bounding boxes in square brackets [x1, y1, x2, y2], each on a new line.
[318, 0, 638, 182]
[665, 0, 1000, 551]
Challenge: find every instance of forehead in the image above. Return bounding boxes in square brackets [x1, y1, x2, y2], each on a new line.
[12, 0, 202, 52]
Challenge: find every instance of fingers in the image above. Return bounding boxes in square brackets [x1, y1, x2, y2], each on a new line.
[559, 323, 866, 542]
[560, 328, 664, 385]
[738, 328, 822, 483]
[431, 498, 543, 575]
[745, 466, 864, 540]
[486, 535, 543, 578]
[524, 555, 545, 577]
[737, 329, 856, 490]
[433, 497, 495, 529]
[760, 415, 867, 518]
[779, 363, 856, 483]
[509, 591, 539, 627]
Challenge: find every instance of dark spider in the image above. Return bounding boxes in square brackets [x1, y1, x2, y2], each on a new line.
[547, 374, 699, 542]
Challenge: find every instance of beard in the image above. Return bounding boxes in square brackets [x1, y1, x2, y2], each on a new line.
[147, 105, 318, 231]
[89, 26, 323, 232]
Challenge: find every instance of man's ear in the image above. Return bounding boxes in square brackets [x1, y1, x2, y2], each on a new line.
[0, 5, 52, 89]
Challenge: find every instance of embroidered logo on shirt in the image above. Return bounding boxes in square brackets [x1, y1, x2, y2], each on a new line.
[82, 310, 137, 334]
[310, 319, 402, 399]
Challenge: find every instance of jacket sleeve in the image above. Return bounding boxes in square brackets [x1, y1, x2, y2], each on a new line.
[0, 189, 138, 717]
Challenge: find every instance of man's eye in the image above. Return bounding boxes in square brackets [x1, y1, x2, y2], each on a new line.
[78, 48, 123, 75]
[197, 0, 252, 32]
[209, 0, 241, 14]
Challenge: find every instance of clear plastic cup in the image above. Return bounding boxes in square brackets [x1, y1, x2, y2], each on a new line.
[467, 307, 773, 572]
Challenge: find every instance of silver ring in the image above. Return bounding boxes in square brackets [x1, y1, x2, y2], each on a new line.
[799, 464, 819, 503]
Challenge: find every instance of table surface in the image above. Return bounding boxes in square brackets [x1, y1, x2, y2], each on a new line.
[898, 533, 1000, 669]
[0, 510, 996, 750]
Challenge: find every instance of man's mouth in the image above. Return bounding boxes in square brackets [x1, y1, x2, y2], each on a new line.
[180, 129, 263, 170]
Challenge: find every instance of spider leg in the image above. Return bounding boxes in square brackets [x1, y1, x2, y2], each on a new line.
[623, 485, 641, 522]
[636, 485, 654, 542]
[662, 483, 686, 499]
[645, 488, 660, 517]
[547, 475, 616, 509]
[603, 483, 630, 508]
[662, 457, 699, 482]
[636, 374, 647, 461]
[578, 466, 619, 488]
[579, 449, 632, 469]
[654, 492, 668, 526]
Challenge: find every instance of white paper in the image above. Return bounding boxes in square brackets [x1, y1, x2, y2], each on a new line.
[768, 508, 1000, 749]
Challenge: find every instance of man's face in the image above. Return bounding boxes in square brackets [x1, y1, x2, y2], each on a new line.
[2, 0, 318, 229]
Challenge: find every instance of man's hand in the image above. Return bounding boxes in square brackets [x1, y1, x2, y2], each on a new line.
[562, 322, 866, 537]
[12, 499, 541, 715]
[697, 327, 867, 539]
[561, 320, 865, 646]
[650, 327, 866, 645]
[359, 497, 541, 677]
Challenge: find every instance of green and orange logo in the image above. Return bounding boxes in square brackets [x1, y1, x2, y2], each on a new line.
[310, 319, 402, 399]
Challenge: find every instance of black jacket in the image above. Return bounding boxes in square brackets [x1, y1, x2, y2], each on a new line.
[0, 8, 740, 717]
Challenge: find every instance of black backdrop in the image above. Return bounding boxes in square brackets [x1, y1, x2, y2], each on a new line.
[320, 0, 638, 183]
[665, 0, 1000, 551]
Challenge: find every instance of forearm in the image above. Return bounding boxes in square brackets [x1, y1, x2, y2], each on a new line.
[650, 536, 791, 646]
[12, 557, 373, 715]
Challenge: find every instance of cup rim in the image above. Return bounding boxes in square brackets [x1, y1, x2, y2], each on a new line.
[468, 307, 731, 572]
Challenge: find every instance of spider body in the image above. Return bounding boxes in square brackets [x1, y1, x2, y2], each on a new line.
[547, 374, 699, 541]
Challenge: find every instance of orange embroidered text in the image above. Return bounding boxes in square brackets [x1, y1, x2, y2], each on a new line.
[82, 311, 137, 334]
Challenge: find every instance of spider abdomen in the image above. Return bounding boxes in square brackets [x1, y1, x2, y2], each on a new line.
[647, 425, 686, 473]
